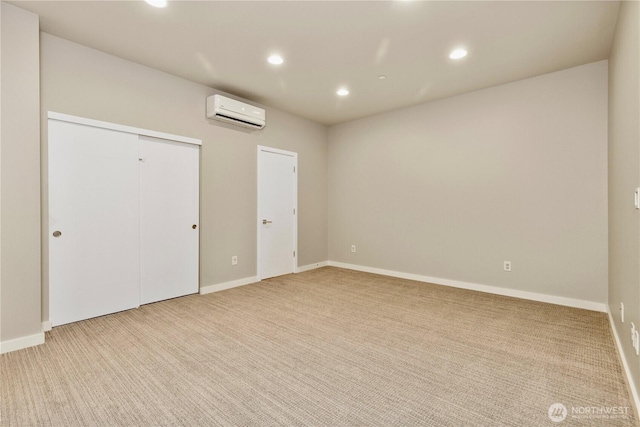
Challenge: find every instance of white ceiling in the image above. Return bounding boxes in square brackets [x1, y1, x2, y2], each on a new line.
[12, 0, 620, 125]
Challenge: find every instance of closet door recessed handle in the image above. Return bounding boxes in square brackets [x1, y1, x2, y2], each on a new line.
[53, 231, 62, 238]
[192, 224, 197, 229]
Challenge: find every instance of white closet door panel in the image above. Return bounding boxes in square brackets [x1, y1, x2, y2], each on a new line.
[139, 136, 199, 305]
[49, 120, 140, 326]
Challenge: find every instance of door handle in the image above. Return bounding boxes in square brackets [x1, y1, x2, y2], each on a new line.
[262, 219, 273, 225]
[53, 231, 62, 237]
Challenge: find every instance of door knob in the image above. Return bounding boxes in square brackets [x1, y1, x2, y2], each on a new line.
[192, 224, 197, 229]
[53, 231, 62, 237]
[262, 219, 273, 225]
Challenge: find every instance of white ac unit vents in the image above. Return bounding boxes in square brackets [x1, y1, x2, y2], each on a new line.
[206, 95, 266, 130]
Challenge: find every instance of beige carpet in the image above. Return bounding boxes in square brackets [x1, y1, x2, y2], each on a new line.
[1, 267, 637, 426]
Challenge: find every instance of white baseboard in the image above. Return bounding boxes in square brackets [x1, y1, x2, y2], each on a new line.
[199, 263, 328, 295]
[199, 276, 260, 295]
[606, 305, 640, 415]
[328, 261, 607, 312]
[297, 261, 329, 273]
[42, 320, 52, 332]
[0, 332, 45, 354]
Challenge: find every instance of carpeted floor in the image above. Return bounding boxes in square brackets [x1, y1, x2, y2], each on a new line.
[1, 267, 637, 426]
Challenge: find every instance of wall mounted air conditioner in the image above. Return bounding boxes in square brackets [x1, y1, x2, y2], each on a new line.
[206, 95, 266, 130]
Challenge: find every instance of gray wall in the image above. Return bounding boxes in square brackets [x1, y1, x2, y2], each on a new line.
[608, 0, 640, 396]
[0, 3, 42, 342]
[40, 33, 328, 322]
[328, 61, 608, 304]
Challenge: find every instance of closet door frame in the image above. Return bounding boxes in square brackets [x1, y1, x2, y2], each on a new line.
[48, 112, 202, 146]
[47, 112, 201, 326]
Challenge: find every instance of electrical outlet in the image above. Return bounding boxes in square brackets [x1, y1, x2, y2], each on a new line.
[621, 302, 625, 323]
[503, 261, 511, 272]
[351, 245, 356, 253]
[231, 256, 238, 266]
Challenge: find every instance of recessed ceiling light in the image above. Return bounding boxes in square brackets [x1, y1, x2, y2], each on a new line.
[267, 55, 284, 65]
[378, 75, 387, 80]
[145, 0, 167, 8]
[449, 48, 468, 60]
[336, 88, 349, 96]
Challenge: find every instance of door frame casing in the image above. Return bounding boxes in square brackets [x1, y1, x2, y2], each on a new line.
[256, 145, 298, 280]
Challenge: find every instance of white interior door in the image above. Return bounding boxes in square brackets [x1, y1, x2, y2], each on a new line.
[49, 120, 140, 326]
[258, 146, 297, 280]
[139, 136, 200, 304]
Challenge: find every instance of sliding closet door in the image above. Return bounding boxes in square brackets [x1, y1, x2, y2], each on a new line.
[49, 120, 140, 326]
[139, 136, 199, 305]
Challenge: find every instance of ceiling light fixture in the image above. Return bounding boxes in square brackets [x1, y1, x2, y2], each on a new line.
[145, 0, 167, 8]
[267, 54, 284, 65]
[336, 88, 349, 96]
[449, 48, 468, 60]
[378, 75, 387, 80]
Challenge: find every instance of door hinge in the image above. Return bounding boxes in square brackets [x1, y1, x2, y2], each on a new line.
[293, 251, 296, 257]
[293, 166, 296, 173]
[293, 208, 296, 215]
